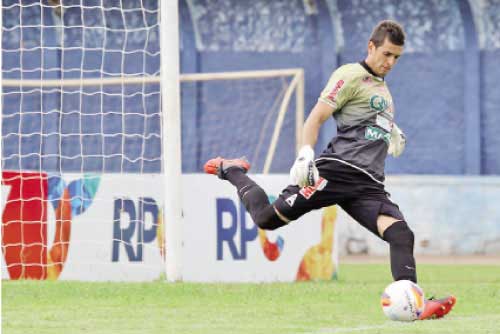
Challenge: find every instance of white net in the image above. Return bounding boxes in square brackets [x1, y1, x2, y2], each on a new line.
[1, 0, 164, 281]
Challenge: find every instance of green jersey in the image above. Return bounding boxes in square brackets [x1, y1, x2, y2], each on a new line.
[317, 62, 395, 183]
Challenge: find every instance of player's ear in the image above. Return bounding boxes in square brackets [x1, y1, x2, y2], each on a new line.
[367, 40, 375, 55]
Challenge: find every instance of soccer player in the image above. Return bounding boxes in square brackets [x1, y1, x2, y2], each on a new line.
[205, 20, 455, 320]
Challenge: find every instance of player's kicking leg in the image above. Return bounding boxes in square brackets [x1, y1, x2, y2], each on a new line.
[204, 157, 288, 230]
[204, 157, 251, 179]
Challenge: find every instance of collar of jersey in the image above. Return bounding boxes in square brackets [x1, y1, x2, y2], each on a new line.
[359, 61, 384, 81]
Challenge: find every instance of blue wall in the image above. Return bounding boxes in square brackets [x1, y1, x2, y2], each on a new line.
[2, 0, 500, 175]
[482, 49, 500, 175]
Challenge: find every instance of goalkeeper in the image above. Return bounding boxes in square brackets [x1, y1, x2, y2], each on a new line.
[205, 20, 455, 320]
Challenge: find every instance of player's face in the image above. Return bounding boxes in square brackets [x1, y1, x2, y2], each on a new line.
[366, 38, 404, 77]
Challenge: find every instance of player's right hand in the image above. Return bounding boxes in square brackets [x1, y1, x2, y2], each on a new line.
[289, 145, 319, 188]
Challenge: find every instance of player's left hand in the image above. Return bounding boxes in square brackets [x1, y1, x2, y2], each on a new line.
[388, 123, 406, 157]
[290, 145, 319, 187]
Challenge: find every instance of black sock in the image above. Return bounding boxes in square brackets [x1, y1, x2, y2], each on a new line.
[383, 221, 417, 283]
[224, 168, 286, 230]
[225, 167, 270, 218]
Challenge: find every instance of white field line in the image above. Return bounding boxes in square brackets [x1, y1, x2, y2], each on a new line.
[310, 314, 500, 334]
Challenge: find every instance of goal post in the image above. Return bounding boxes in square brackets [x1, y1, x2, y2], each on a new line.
[161, 0, 182, 282]
[2, 67, 304, 175]
[179, 68, 304, 174]
[0, 0, 305, 282]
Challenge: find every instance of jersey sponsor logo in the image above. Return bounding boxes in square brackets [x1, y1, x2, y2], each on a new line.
[285, 194, 298, 207]
[299, 177, 328, 199]
[365, 126, 390, 144]
[327, 79, 344, 101]
[369, 95, 389, 112]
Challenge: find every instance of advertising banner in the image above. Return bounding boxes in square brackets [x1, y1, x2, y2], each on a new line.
[2, 172, 499, 282]
[182, 174, 339, 282]
[1, 172, 165, 281]
[1, 172, 339, 282]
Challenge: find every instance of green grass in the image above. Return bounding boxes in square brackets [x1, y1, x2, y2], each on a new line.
[3, 264, 500, 334]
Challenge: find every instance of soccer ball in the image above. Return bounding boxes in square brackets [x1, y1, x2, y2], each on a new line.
[380, 280, 425, 321]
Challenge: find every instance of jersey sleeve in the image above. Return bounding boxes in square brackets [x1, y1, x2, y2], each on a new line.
[318, 68, 356, 111]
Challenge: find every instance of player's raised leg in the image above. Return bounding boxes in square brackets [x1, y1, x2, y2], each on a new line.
[204, 157, 287, 230]
[204, 157, 251, 179]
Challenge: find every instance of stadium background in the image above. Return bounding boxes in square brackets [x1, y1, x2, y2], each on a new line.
[3, 0, 500, 175]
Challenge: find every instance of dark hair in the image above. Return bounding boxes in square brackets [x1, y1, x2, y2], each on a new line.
[370, 20, 405, 47]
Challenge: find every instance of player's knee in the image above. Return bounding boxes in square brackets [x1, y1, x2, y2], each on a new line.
[383, 221, 414, 249]
[253, 206, 286, 231]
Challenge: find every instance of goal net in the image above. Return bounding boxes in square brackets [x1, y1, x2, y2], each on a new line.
[1, 0, 167, 281]
[1, 0, 304, 281]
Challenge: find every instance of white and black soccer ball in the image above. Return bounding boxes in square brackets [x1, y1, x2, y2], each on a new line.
[380, 280, 425, 321]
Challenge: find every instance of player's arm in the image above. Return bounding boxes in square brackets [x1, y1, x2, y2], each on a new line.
[290, 69, 352, 187]
[304, 69, 352, 149]
[289, 101, 334, 187]
[301, 100, 335, 148]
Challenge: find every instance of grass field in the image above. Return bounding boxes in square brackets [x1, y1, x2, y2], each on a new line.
[2, 264, 500, 334]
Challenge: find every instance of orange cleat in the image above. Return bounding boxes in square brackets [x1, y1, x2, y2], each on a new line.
[204, 157, 250, 179]
[419, 295, 456, 320]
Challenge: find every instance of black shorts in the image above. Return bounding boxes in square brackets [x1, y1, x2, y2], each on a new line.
[273, 159, 405, 238]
